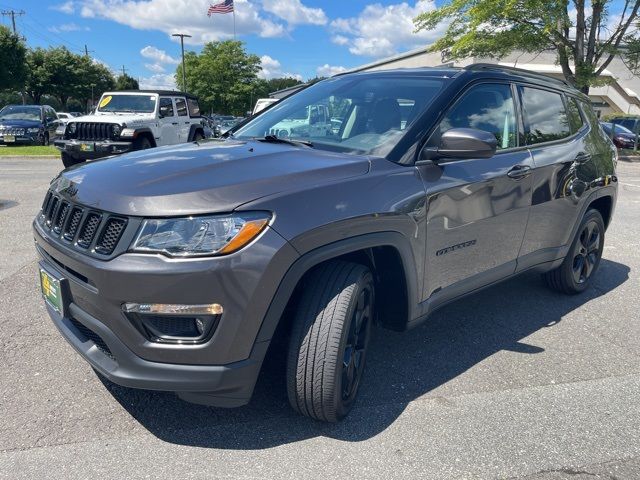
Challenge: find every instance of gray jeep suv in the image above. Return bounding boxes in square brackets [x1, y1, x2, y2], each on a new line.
[34, 65, 617, 422]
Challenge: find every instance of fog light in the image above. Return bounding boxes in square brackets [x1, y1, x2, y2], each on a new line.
[122, 303, 222, 344]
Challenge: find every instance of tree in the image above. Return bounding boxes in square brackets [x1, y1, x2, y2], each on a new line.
[176, 40, 261, 115]
[0, 25, 27, 91]
[414, 0, 640, 93]
[25, 48, 51, 104]
[115, 73, 139, 90]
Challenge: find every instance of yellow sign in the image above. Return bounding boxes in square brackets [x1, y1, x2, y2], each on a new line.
[99, 95, 113, 108]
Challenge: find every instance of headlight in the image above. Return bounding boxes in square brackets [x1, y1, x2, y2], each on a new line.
[27, 128, 41, 133]
[130, 212, 271, 257]
[112, 124, 121, 137]
[68, 122, 76, 134]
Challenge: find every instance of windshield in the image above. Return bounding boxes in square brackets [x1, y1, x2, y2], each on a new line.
[603, 122, 634, 135]
[234, 75, 445, 157]
[97, 94, 157, 113]
[0, 106, 41, 121]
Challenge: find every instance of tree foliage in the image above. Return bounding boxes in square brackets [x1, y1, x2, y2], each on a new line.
[115, 73, 139, 90]
[176, 40, 261, 115]
[414, 0, 640, 93]
[0, 26, 28, 91]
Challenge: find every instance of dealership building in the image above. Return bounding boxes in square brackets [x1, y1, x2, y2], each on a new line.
[348, 48, 640, 117]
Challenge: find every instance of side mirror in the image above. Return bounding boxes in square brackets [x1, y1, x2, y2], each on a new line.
[422, 128, 497, 162]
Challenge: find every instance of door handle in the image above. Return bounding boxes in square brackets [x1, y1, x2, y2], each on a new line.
[171, 122, 179, 125]
[507, 164, 532, 179]
[574, 152, 592, 164]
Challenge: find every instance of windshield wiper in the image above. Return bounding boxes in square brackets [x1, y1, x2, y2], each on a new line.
[258, 135, 313, 148]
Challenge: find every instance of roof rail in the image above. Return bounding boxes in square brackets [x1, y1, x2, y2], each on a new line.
[464, 63, 572, 88]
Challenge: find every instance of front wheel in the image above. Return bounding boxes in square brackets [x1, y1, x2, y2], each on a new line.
[544, 209, 605, 294]
[40, 133, 49, 146]
[132, 136, 152, 151]
[287, 260, 374, 422]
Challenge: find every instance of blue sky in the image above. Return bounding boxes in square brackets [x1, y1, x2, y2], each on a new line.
[5, 0, 447, 89]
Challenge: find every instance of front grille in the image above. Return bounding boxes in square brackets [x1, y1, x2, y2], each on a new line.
[38, 191, 129, 257]
[69, 317, 116, 362]
[72, 122, 115, 141]
[0, 127, 26, 136]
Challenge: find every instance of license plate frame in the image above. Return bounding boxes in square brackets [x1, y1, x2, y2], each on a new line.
[4, 135, 15, 143]
[40, 268, 64, 315]
[79, 142, 95, 152]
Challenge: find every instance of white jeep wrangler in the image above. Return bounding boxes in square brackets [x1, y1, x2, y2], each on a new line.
[54, 90, 205, 168]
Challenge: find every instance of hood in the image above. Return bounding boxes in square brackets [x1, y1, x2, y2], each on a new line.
[71, 112, 155, 125]
[50, 139, 371, 216]
[0, 119, 42, 128]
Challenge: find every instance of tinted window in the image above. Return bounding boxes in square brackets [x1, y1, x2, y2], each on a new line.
[520, 87, 571, 144]
[187, 98, 200, 117]
[159, 97, 175, 116]
[566, 97, 583, 133]
[175, 98, 188, 116]
[613, 118, 636, 131]
[439, 83, 517, 150]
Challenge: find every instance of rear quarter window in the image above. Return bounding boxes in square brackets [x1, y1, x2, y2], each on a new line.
[520, 87, 571, 144]
[566, 97, 584, 133]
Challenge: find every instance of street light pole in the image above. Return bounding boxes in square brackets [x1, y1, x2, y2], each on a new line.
[172, 33, 192, 93]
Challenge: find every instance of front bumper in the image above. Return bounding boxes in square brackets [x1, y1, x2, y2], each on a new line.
[0, 133, 40, 145]
[34, 220, 298, 406]
[54, 138, 134, 159]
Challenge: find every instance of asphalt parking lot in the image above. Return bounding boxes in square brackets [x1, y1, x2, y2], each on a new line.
[1, 156, 639, 479]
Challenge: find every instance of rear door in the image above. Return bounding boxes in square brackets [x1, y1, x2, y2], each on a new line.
[418, 82, 534, 299]
[516, 86, 599, 270]
[158, 97, 179, 145]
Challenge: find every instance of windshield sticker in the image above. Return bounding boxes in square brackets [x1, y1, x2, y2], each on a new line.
[99, 96, 113, 108]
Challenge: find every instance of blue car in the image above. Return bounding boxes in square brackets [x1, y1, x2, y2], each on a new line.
[0, 104, 60, 146]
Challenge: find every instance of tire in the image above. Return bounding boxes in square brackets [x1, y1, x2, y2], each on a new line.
[287, 260, 375, 422]
[40, 133, 49, 146]
[544, 209, 605, 294]
[133, 136, 152, 151]
[61, 152, 83, 168]
[193, 131, 204, 141]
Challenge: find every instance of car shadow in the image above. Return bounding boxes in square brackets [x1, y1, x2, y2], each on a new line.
[99, 258, 629, 449]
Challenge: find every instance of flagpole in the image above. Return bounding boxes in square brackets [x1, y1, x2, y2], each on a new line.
[233, 7, 236, 40]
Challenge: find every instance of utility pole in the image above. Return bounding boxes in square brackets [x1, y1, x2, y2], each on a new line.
[121, 65, 127, 76]
[172, 33, 192, 93]
[1, 9, 25, 34]
[84, 44, 94, 57]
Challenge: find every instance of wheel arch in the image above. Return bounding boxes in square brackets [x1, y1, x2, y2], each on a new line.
[588, 194, 614, 229]
[187, 123, 205, 141]
[254, 232, 418, 348]
[132, 128, 157, 148]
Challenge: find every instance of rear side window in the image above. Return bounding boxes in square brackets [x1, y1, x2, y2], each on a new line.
[520, 87, 571, 144]
[566, 97, 584, 133]
[175, 98, 188, 116]
[439, 83, 517, 150]
[187, 98, 201, 117]
[159, 97, 175, 116]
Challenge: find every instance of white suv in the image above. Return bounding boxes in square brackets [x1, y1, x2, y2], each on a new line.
[54, 90, 205, 168]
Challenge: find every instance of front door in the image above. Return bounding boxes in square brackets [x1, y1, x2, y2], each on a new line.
[418, 82, 533, 300]
[158, 97, 179, 145]
[173, 97, 191, 142]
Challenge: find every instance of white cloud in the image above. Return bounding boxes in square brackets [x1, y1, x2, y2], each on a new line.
[48, 23, 90, 33]
[262, 0, 327, 26]
[316, 64, 347, 77]
[258, 55, 302, 80]
[139, 73, 176, 90]
[145, 63, 166, 73]
[78, 0, 286, 44]
[330, 0, 449, 58]
[140, 45, 179, 64]
[51, 1, 75, 14]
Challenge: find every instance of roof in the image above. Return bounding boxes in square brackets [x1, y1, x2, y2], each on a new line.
[105, 90, 199, 99]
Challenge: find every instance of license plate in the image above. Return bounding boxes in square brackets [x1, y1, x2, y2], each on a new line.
[80, 142, 94, 152]
[4, 135, 15, 143]
[40, 269, 63, 314]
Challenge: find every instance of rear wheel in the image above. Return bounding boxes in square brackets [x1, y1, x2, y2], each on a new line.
[287, 260, 374, 422]
[61, 152, 83, 168]
[544, 209, 605, 294]
[193, 131, 204, 141]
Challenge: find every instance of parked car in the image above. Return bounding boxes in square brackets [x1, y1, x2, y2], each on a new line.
[600, 121, 637, 148]
[54, 90, 206, 168]
[609, 115, 640, 136]
[56, 112, 75, 124]
[269, 104, 332, 138]
[0, 104, 59, 146]
[34, 65, 617, 422]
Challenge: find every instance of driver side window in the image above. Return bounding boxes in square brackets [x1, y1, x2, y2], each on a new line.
[159, 97, 175, 117]
[438, 83, 517, 150]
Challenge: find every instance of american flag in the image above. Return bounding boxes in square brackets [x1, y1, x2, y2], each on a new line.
[207, 0, 234, 15]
